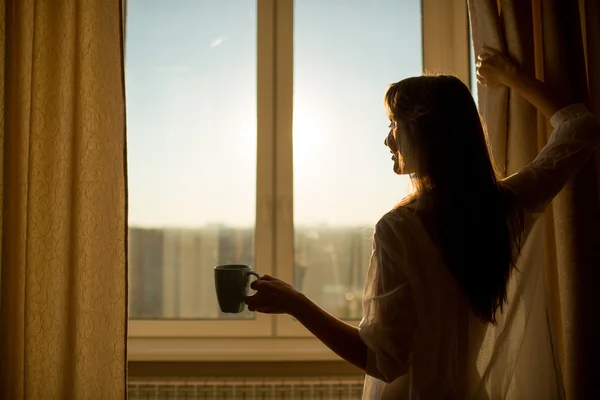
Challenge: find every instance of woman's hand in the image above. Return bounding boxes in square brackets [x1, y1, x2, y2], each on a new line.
[476, 46, 566, 118]
[245, 275, 306, 315]
[476, 47, 519, 87]
[246, 275, 368, 373]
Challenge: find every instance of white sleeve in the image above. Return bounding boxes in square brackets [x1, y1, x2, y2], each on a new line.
[502, 104, 600, 214]
[358, 216, 417, 384]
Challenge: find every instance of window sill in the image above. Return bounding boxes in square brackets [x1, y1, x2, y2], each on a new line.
[128, 337, 343, 362]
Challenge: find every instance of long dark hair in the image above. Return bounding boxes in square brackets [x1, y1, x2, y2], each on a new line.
[385, 74, 522, 324]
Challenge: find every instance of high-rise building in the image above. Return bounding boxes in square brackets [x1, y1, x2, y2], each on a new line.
[129, 228, 164, 318]
[162, 227, 221, 319]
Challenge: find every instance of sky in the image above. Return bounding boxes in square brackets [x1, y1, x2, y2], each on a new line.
[125, 0, 424, 228]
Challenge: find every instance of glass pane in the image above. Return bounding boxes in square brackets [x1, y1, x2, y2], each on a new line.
[126, 0, 257, 320]
[293, 0, 421, 319]
[469, 24, 478, 102]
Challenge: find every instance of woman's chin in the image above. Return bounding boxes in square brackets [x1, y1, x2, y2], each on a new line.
[394, 162, 415, 176]
[393, 161, 404, 175]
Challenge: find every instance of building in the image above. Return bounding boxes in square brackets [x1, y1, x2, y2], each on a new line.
[129, 224, 372, 320]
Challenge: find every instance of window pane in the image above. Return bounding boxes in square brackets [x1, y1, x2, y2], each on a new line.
[126, 0, 257, 320]
[469, 25, 478, 102]
[293, 0, 421, 319]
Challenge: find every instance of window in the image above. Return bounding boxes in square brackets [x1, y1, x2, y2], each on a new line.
[127, 0, 270, 338]
[126, 0, 470, 359]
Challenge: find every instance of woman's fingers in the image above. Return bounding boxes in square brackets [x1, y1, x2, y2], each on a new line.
[250, 277, 276, 290]
[246, 283, 277, 305]
[245, 290, 281, 314]
[478, 47, 499, 62]
[244, 293, 264, 308]
[476, 70, 487, 86]
[245, 275, 298, 315]
[250, 274, 274, 290]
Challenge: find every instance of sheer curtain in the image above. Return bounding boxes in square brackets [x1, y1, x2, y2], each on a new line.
[0, 0, 127, 398]
[469, 1, 600, 398]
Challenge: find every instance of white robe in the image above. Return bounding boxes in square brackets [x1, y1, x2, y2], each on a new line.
[359, 104, 600, 399]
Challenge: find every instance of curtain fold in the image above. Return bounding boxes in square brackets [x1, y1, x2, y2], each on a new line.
[0, 0, 128, 398]
[469, 0, 600, 398]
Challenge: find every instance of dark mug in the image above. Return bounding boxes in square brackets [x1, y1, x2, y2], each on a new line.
[214, 264, 260, 313]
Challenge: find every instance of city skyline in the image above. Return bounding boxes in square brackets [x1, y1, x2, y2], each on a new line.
[129, 224, 372, 320]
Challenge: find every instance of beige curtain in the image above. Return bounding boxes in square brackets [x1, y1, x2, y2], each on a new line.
[0, 0, 128, 399]
[469, 0, 600, 399]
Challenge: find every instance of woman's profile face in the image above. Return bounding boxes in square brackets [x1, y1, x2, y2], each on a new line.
[385, 119, 416, 175]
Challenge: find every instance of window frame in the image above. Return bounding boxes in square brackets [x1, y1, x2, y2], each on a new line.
[128, 0, 472, 361]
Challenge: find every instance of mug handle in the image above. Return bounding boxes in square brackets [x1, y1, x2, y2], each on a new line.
[246, 271, 261, 297]
[247, 271, 261, 282]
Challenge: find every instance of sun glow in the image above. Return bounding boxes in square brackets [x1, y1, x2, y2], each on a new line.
[292, 102, 328, 166]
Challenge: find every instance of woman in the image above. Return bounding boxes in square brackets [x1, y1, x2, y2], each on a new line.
[245, 49, 600, 399]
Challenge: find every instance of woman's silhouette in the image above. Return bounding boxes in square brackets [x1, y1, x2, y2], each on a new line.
[245, 48, 600, 399]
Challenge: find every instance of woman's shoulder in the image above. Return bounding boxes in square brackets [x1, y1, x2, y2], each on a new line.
[375, 205, 419, 239]
[377, 200, 444, 255]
